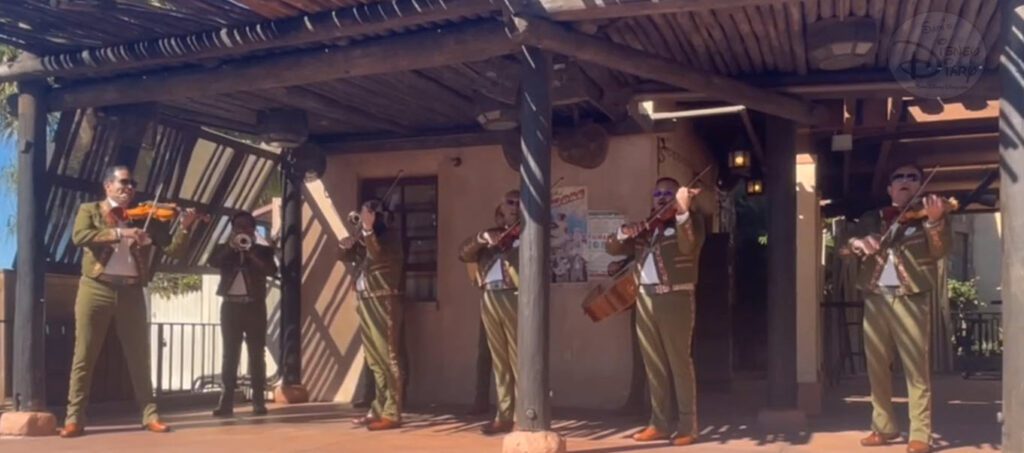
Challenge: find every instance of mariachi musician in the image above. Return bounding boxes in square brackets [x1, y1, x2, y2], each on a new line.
[61, 165, 207, 438]
[458, 189, 521, 435]
[606, 176, 705, 447]
[843, 163, 953, 453]
[339, 197, 406, 431]
[207, 211, 278, 418]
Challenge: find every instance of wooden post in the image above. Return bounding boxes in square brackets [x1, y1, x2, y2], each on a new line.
[756, 115, 806, 431]
[13, 81, 47, 412]
[1000, 2, 1024, 449]
[0, 80, 57, 437]
[503, 44, 565, 453]
[274, 155, 309, 403]
[517, 45, 554, 432]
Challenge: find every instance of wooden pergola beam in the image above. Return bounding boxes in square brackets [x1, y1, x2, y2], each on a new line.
[47, 20, 518, 112]
[530, 0, 799, 22]
[516, 16, 828, 125]
[0, 0, 500, 83]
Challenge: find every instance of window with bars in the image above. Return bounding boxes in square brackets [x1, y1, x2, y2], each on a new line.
[361, 176, 439, 302]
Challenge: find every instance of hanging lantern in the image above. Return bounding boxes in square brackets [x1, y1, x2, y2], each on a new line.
[729, 149, 751, 169]
[258, 109, 308, 148]
[746, 179, 764, 195]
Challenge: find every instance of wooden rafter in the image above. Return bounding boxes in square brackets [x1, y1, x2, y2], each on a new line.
[530, 0, 801, 22]
[0, 0, 500, 83]
[516, 16, 829, 125]
[47, 20, 518, 111]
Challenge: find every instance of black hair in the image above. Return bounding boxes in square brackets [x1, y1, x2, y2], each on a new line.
[887, 162, 925, 182]
[102, 165, 132, 183]
[231, 211, 256, 226]
[361, 198, 390, 235]
[655, 177, 681, 187]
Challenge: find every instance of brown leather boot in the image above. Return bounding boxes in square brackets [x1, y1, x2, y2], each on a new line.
[670, 434, 699, 446]
[632, 426, 670, 442]
[367, 417, 401, 431]
[906, 440, 931, 453]
[480, 420, 514, 435]
[143, 421, 171, 433]
[59, 423, 84, 438]
[860, 432, 900, 447]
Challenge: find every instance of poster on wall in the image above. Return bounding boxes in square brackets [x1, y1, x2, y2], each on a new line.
[551, 186, 588, 283]
[586, 211, 625, 279]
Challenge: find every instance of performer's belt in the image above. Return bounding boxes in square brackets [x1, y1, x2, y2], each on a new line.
[223, 295, 255, 304]
[642, 282, 695, 295]
[357, 288, 402, 299]
[94, 274, 142, 287]
[482, 281, 513, 291]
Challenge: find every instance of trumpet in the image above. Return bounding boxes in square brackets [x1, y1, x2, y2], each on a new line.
[347, 210, 362, 226]
[231, 233, 253, 251]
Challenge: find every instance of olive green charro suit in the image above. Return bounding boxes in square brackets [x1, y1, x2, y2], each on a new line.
[67, 200, 192, 426]
[339, 227, 406, 421]
[851, 210, 951, 443]
[606, 209, 705, 437]
[459, 228, 520, 424]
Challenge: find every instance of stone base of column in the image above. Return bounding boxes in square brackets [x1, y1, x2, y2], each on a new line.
[756, 408, 808, 433]
[502, 430, 566, 453]
[797, 382, 823, 416]
[274, 384, 310, 404]
[0, 411, 57, 437]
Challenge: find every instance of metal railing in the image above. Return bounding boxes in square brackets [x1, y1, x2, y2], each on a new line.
[152, 322, 224, 396]
[954, 312, 1002, 378]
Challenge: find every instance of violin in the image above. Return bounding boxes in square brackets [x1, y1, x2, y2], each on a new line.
[883, 196, 959, 225]
[106, 202, 180, 225]
[494, 223, 521, 251]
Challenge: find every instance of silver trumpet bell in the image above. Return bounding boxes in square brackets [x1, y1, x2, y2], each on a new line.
[231, 233, 254, 251]
[347, 210, 361, 226]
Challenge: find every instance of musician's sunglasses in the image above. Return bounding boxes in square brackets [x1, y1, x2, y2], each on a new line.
[504, 199, 519, 206]
[890, 172, 920, 183]
[117, 178, 139, 188]
[652, 190, 674, 198]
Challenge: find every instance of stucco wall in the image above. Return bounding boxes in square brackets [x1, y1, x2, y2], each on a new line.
[300, 129, 713, 409]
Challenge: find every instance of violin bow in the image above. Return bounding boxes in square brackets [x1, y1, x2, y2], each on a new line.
[878, 164, 941, 250]
[379, 169, 405, 210]
[643, 164, 714, 230]
[141, 181, 166, 232]
[494, 176, 567, 245]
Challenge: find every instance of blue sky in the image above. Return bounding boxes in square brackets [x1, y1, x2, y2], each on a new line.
[1, 137, 15, 269]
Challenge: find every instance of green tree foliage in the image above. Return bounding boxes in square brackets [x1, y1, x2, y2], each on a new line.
[149, 273, 203, 299]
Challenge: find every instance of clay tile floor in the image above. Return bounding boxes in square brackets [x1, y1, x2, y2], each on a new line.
[0, 375, 1002, 452]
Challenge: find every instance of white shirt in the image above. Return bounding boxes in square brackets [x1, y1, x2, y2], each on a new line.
[356, 228, 373, 291]
[484, 259, 505, 284]
[878, 250, 901, 287]
[617, 212, 690, 285]
[102, 198, 139, 278]
[226, 271, 248, 296]
[877, 225, 918, 287]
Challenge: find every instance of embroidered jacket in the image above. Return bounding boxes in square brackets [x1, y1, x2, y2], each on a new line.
[458, 227, 520, 290]
[338, 227, 405, 297]
[605, 207, 706, 291]
[849, 209, 952, 295]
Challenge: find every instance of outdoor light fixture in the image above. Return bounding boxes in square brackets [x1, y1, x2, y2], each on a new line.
[475, 95, 519, 131]
[806, 17, 878, 71]
[288, 144, 327, 182]
[747, 179, 764, 196]
[476, 108, 519, 131]
[729, 149, 751, 169]
[258, 108, 308, 148]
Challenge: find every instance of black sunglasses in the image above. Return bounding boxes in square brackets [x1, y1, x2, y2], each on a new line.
[116, 178, 139, 188]
[890, 172, 920, 183]
[504, 199, 519, 206]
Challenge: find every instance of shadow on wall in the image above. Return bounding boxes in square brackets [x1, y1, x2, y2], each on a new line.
[298, 203, 362, 402]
